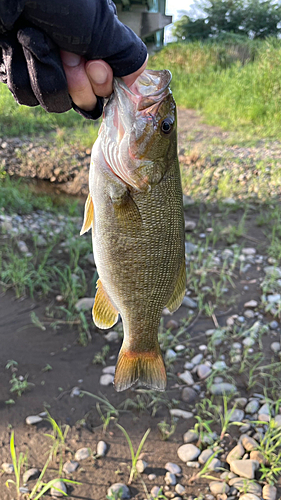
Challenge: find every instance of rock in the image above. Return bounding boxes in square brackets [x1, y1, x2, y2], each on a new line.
[258, 413, 270, 422]
[183, 430, 198, 443]
[220, 471, 237, 480]
[23, 468, 40, 483]
[239, 424, 252, 433]
[199, 449, 214, 464]
[175, 484, 185, 495]
[244, 300, 258, 308]
[226, 442, 245, 464]
[178, 371, 194, 385]
[245, 400, 260, 414]
[209, 482, 230, 495]
[63, 461, 79, 474]
[269, 320, 279, 329]
[105, 331, 119, 342]
[166, 319, 179, 330]
[165, 462, 181, 475]
[223, 197, 236, 205]
[148, 474, 156, 480]
[212, 360, 227, 371]
[97, 441, 107, 457]
[170, 409, 193, 419]
[2, 463, 14, 474]
[183, 194, 194, 207]
[184, 361, 194, 370]
[177, 444, 200, 462]
[136, 460, 147, 473]
[100, 374, 114, 386]
[242, 248, 256, 256]
[50, 480, 67, 497]
[107, 483, 130, 499]
[235, 397, 247, 408]
[175, 344, 185, 352]
[70, 386, 80, 397]
[264, 266, 281, 278]
[151, 486, 161, 498]
[182, 296, 197, 308]
[26, 415, 43, 425]
[228, 409, 244, 422]
[186, 461, 200, 468]
[208, 458, 221, 471]
[185, 220, 196, 231]
[75, 297, 94, 311]
[230, 459, 259, 479]
[210, 383, 237, 395]
[271, 342, 280, 352]
[263, 484, 277, 500]
[166, 349, 177, 360]
[239, 495, 261, 500]
[249, 450, 266, 464]
[17, 240, 29, 253]
[165, 472, 176, 485]
[185, 242, 197, 254]
[75, 447, 90, 461]
[191, 353, 203, 365]
[274, 415, 281, 427]
[240, 435, 259, 451]
[197, 364, 212, 379]
[244, 310, 255, 318]
[267, 294, 281, 304]
[258, 403, 270, 415]
[181, 387, 198, 403]
[228, 479, 262, 496]
[243, 337, 255, 347]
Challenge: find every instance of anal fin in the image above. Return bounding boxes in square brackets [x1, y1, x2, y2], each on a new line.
[80, 193, 94, 235]
[92, 279, 119, 329]
[165, 258, 186, 313]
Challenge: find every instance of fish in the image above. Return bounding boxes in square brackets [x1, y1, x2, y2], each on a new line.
[80, 69, 186, 392]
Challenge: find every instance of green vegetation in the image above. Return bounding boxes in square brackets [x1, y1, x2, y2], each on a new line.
[116, 424, 150, 484]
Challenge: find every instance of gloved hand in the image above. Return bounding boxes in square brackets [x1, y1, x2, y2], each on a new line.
[0, 0, 147, 117]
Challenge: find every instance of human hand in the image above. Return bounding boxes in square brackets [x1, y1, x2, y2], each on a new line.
[60, 51, 148, 112]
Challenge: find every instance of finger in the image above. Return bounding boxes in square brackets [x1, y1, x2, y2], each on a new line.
[122, 54, 148, 88]
[85, 60, 113, 97]
[60, 50, 97, 111]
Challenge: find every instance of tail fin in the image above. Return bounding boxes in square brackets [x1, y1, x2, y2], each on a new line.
[114, 348, 166, 392]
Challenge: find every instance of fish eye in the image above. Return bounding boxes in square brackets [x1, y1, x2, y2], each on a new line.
[161, 119, 173, 135]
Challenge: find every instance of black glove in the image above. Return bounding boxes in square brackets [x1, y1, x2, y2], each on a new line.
[0, 0, 147, 117]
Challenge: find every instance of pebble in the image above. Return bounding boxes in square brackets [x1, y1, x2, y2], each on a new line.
[178, 371, 194, 385]
[242, 248, 256, 255]
[243, 337, 255, 347]
[245, 400, 260, 414]
[264, 266, 281, 278]
[197, 364, 212, 379]
[181, 387, 198, 403]
[186, 461, 200, 468]
[267, 294, 281, 303]
[63, 461, 79, 474]
[148, 474, 156, 480]
[191, 353, 203, 365]
[185, 220, 196, 231]
[199, 449, 214, 464]
[23, 468, 40, 483]
[184, 361, 194, 370]
[244, 300, 258, 308]
[228, 409, 244, 422]
[182, 296, 197, 308]
[105, 330, 119, 342]
[26, 415, 43, 425]
[230, 459, 259, 479]
[165, 462, 182, 475]
[240, 435, 259, 451]
[177, 444, 200, 462]
[170, 409, 193, 419]
[100, 374, 114, 386]
[244, 309, 255, 318]
[70, 386, 80, 397]
[2, 463, 14, 474]
[97, 441, 107, 457]
[75, 297, 94, 311]
[263, 484, 277, 500]
[269, 320, 279, 329]
[249, 450, 266, 464]
[166, 319, 179, 330]
[228, 479, 262, 496]
[136, 460, 147, 473]
[150, 486, 161, 498]
[258, 413, 270, 422]
[166, 349, 177, 360]
[17, 240, 29, 253]
[210, 383, 237, 395]
[175, 484, 185, 495]
[271, 341, 280, 352]
[165, 472, 176, 485]
[209, 482, 230, 495]
[103, 366, 115, 374]
[175, 344, 185, 352]
[50, 480, 67, 497]
[258, 403, 270, 415]
[75, 447, 90, 461]
[220, 471, 237, 480]
[183, 430, 198, 443]
[208, 458, 221, 471]
[239, 495, 261, 500]
[107, 483, 130, 499]
[226, 442, 245, 464]
[274, 414, 281, 427]
[235, 397, 247, 408]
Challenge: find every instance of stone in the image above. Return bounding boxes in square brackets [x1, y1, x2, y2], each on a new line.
[181, 387, 198, 404]
[271, 342, 280, 352]
[228, 478, 262, 496]
[166, 319, 179, 330]
[182, 296, 197, 308]
[136, 460, 147, 473]
[75, 447, 90, 461]
[178, 371, 194, 385]
[26, 415, 43, 425]
[191, 353, 203, 365]
[274, 415, 281, 427]
[264, 266, 281, 278]
[210, 383, 237, 395]
[212, 360, 227, 371]
[170, 409, 193, 419]
[245, 400, 260, 414]
[166, 349, 177, 360]
[235, 397, 247, 408]
[269, 320, 279, 329]
[258, 413, 270, 422]
[228, 409, 244, 422]
[242, 248, 256, 255]
[75, 297, 94, 311]
[183, 430, 198, 443]
[258, 403, 270, 415]
[175, 484, 185, 495]
[198, 449, 214, 464]
[165, 472, 176, 485]
[151, 486, 161, 498]
[177, 444, 200, 462]
[185, 220, 196, 231]
[267, 294, 281, 304]
[148, 474, 156, 480]
[107, 483, 130, 499]
[63, 461, 79, 474]
[239, 495, 261, 500]
[17, 240, 29, 253]
[223, 197, 236, 205]
[249, 450, 266, 464]
[244, 300, 258, 308]
[23, 468, 40, 483]
[186, 461, 200, 468]
[105, 331, 119, 342]
[230, 459, 259, 479]
[263, 484, 277, 500]
[220, 471, 237, 480]
[197, 364, 212, 379]
[244, 310, 255, 318]
[70, 386, 80, 397]
[100, 374, 114, 386]
[243, 337, 255, 347]
[50, 480, 67, 497]
[209, 482, 230, 495]
[240, 435, 259, 451]
[97, 441, 107, 457]
[2, 463, 14, 474]
[208, 458, 221, 471]
[226, 443, 245, 464]
[165, 462, 181, 475]
[175, 345, 185, 352]
[184, 361, 194, 370]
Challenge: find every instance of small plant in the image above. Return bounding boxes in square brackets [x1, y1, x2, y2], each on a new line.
[157, 420, 177, 441]
[106, 487, 125, 500]
[116, 423, 150, 484]
[92, 345, 110, 365]
[44, 414, 70, 474]
[9, 373, 34, 397]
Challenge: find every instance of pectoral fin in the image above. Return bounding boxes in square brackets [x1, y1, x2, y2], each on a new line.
[92, 279, 119, 329]
[165, 258, 186, 313]
[80, 193, 94, 235]
[110, 187, 142, 229]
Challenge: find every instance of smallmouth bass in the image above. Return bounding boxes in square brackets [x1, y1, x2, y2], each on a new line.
[80, 69, 186, 392]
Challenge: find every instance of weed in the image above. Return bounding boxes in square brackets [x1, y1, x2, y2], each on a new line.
[92, 345, 110, 365]
[157, 420, 177, 441]
[44, 414, 70, 475]
[116, 423, 150, 484]
[9, 373, 34, 397]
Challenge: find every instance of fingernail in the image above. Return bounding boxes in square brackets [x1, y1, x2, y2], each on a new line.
[87, 62, 108, 85]
[61, 51, 81, 67]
